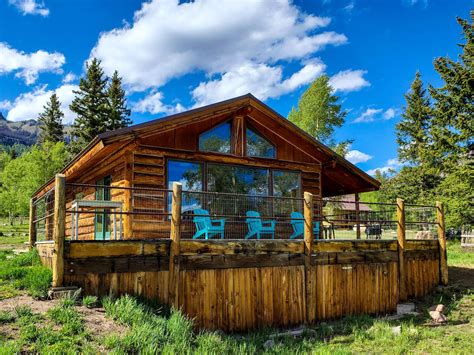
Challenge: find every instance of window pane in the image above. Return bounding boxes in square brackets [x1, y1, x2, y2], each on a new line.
[246, 127, 275, 158]
[199, 122, 231, 153]
[167, 160, 203, 213]
[208, 164, 268, 195]
[273, 170, 300, 198]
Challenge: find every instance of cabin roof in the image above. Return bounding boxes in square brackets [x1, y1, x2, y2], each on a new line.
[337, 194, 372, 212]
[33, 93, 380, 198]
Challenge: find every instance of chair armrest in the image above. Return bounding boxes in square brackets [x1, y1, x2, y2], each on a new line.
[263, 220, 276, 228]
[212, 219, 225, 227]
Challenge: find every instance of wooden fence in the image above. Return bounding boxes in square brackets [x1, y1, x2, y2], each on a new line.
[32, 176, 448, 331]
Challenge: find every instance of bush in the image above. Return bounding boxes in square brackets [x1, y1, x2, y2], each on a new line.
[82, 295, 98, 308]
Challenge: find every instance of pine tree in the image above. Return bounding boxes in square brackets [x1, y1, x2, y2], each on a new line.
[107, 71, 132, 129]
[429, 14, 473, 167]
[38, 93, 64, 144]
[69, 58, 110, 154]
[288, 75, 347, 146]
[396, 72, 433, 166]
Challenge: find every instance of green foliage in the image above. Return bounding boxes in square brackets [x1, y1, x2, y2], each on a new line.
[107, 71, 132, 130]
[38, 93, 65, 144]
[69, 59, 131, 154]
[0, 249, 51, 299]
[288, 75, 348, 147]
[0, 141, 68, 218]
[0, 310, 15, 324]
[82, 295, 99, 308]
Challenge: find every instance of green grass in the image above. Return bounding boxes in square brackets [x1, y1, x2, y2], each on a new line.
[0, 217, 29, 247]
[447, 240, 474, 268]
[82, 295, 99, 308]
[0, 249, 51, 299]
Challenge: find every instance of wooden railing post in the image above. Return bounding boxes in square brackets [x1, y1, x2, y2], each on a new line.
[52, 174, 66, 288]
[355, 192, 361, 239]
[28, 198, 36, 250]
[304, 191, 314, 323]
[168, 182, 182, 308]
[396, 198, 407, 301]
[123, 151, 133, 239]
[436, 201, 448, 285]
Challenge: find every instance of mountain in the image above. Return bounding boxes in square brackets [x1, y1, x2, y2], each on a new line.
[0, 112, 40, 146]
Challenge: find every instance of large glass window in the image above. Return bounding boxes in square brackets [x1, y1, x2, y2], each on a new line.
[207, 164, 269, 195]
[167, 160, 203, 213]
[246, 127, 275, 158]
[199, 121, 231, 154]
[273, 170, 300, 198]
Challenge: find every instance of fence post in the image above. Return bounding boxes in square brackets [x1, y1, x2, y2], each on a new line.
[355, 192, 361, 239]
[396, 198, 407, 301]
[28, 198, 36, 250]
[304, 191, 314, 323]
[436, 201, 448, 285]
[52, 174, 66, 288]
[168, 182, 182, 308]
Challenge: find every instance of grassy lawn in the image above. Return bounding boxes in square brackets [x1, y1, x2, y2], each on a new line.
[0, 218, 29, 249]
[0, 242, 472, 353]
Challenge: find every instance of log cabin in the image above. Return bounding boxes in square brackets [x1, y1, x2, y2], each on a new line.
[32, 93, 380, 241]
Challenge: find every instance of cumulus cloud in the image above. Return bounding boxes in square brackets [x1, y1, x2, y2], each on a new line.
[4, 84, 77, 123]
[367, 158, 401, 176]
[0, 100, 13, 111]
[329, 69, 370, 93]
[353, 108, 383, 123]
[0, 42, 65, 85]
[353, 107, 397, 123]
[90, 0, 346, 91]
[9, 0, 49, 16]
[345, 149, 373, 164]
[133, 91, 186, 115]
[191, 59, 326, 107]
[62, 72, 77, 84]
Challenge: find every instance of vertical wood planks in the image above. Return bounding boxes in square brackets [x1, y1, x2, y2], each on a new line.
[396, 198, 407, 301]
[52, 174, 66, 287]
[436, 201, 448, 285]
[304, 191, 315, 323]
[123, 151, 133, 239]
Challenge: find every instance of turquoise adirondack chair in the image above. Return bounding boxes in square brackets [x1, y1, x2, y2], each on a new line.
[245, 211, 276, 239]
[192, 209, 225, 240]
[290, 211, 320, 239]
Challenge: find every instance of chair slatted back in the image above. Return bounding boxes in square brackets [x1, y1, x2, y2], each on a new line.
[246, 211, 262, 231]
[193, 209, 212, 230]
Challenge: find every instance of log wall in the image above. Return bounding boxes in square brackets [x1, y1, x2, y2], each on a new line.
[36, 241, 54, 269]
[37, 238, 443, 331]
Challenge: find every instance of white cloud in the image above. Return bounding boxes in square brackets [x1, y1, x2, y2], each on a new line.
[90, 0, 346, 91]
[133, 91, 185, 115]
[367, 158, 401, 176]
[191, 59, 326, 107]
[5, 84, 77, 123]
[9, 0, 49, 16]
[0, 100, 13, 111]
[353, 108, 383, 123]
[0, 42, 65, 85]
[62, 72, 77, 84]
[343, 1, 355, 13]
[383, 108, 396, 120]
[329, 69, 370, 93]
[345, 149, 373, 164]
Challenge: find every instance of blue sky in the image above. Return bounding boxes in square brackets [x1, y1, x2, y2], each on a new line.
[0, 0, 471, 175]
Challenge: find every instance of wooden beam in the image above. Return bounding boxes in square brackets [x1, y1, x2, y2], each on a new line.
[396, 198, 407, 301]
[52, 174, 66, 287]
[28, 198, 36, 250]
[233, 114, 245, 156]
[168, 182, 182, 307]
[436, 201, 448, 285]
[304, 191, 314, 323]
[123, 151, 134, 239]
[355, 193, 361, 240]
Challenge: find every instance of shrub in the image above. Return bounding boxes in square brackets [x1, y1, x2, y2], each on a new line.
[0, 310, 15, 324]
[82, 295, 98, 308]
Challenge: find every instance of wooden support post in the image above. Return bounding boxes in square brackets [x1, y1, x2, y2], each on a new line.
[123, 151, 133, 239]
[436, 201, 448, 285]
[396, 198, 407, 301]
[168, 182, 182, 308]
[233, 114, 245, 156]
[304, 191, 314, 323]
[52, 174, 66, 288]
[28, 198, 36, 250]
[355, 192, 361, 239]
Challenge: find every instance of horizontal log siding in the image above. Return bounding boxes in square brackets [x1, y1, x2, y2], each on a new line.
[41, 238, 441, 331]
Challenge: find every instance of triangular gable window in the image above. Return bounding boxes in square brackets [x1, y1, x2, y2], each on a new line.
[246, 126, 276, 158]
[199, 121, 231, 154]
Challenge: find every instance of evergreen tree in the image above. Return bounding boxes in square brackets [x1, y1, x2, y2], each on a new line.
[396, 72, 433, 166]
[429, 14, 474, 167]
[107, 71, 132, 129]
[288, 75, 347, 147]
[38, 93, 64, 144]
[69, 58, 110, 154]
